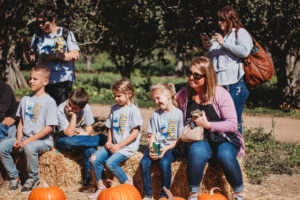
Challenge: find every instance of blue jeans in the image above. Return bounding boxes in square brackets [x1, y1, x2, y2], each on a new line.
[0, 124, 16, 142]
[55, 134, 107, 183]
[141, 148, 174, 198]
[90, 147, 128, 183]
[186, 141, 244, 193]
[0, 138, 50, 180]
[224, 79, 249, 135]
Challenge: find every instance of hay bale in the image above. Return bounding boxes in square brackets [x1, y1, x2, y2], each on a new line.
[100, 152, 246, 200]
[38, 148, 84, 190]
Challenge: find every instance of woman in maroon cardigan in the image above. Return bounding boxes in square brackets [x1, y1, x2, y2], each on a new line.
[176, 56, 245, 200]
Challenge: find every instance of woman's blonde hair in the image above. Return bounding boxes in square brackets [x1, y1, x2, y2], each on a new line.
[218, 6, 244, 35]
[112, 78, 137, 105]
[150, 83, 178, 107]
[187, 56, 217, 103]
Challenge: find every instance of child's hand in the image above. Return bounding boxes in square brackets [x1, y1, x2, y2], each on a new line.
[19, 139, 30, 149]
[110, 143, 121, 153]
[13, 140, 22, 149]
[149, 147, 159, 160]
[105, 141, 113, 150]
[158, 147, 168, 159]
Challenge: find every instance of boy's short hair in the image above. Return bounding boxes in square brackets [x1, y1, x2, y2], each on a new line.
[38, 8, 56, 22]
[31, 65, 50, 80]
[69, 88, 89, 109]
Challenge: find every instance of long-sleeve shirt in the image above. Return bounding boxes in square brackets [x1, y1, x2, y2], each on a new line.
[0, 81, 17, 122]
[208, 28, 253, 86]
[176, 86, 245, 156]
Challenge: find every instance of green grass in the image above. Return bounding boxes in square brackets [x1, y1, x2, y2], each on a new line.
[244, 127, 300, 184]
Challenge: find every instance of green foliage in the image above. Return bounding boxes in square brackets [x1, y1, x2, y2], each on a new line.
[244, 127, 300, 184]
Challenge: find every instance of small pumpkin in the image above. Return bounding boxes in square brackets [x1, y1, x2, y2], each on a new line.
[159, 186, 185, 200]
[97, 184, 142, 200]
[28, 186, 66, 200]
[198, 187, 227, 200]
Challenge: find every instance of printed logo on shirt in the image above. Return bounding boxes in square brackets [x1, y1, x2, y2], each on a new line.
[25, 102, 41, 123]
[161, 120, 177, 140]
[112, 113, 128, 135]
[54, 37, 66, 53]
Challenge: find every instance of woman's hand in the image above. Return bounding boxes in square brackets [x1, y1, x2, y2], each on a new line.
[193, 111, 212, 130]
[212, 33, 224, 45]
[201, 38, 212, 50]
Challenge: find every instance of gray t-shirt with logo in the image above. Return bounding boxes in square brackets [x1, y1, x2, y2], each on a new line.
[16, 94, 58, 147]
[57, 100, 95, 132]
[105, 104, 143, 157]
[147, 108, 184, 148]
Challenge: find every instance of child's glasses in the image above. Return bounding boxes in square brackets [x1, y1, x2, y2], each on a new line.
[186, 70, 206, 80]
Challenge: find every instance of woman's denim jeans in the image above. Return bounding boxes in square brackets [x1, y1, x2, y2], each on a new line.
[186, 141, 244, 193]
[90, 147, 128, 183]
[224, 79, 249, 135]
[0, 138, 50, 180]
[141, 148, 174, 198]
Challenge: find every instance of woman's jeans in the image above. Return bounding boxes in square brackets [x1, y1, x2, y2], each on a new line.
[0, 138, 50, 180]
[186, 140, 244, 193]
[90, 147, 128, 183]
[141, 148, 174, 198]
[56, 134, 107, 184]
[224, 79, 249, 135]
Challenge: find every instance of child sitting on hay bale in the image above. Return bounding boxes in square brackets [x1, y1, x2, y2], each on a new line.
[55, 88, 107, 186]
[140, 83, 184, 200]
[0, 66, 58, 192]
[89, 78, 143, 199]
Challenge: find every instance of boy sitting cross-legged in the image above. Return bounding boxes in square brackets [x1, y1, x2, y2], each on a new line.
[0, 65, 58, 192]
[55, 88, 107, 186]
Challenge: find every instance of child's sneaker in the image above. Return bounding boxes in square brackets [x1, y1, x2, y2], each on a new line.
[234, 194, 244, 200]
[124, 175, 133, 186]
[8, 177, 20, 190]
[21, 178, 40, 193]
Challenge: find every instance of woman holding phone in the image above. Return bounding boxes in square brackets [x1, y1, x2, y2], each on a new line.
[201, 6, 253, 135]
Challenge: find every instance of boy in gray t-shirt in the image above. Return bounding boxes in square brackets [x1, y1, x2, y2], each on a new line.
[55, 88, 107, 186]
[0, 66, 58, 193]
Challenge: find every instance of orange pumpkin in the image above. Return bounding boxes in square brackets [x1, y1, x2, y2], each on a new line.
[97, 184, 142, 200]
[28, 186, 66, 200]
[198, 187, 227, 200]
[159, 186, 185, 200]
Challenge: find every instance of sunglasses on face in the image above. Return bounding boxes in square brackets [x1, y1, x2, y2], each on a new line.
[218, 17, 226, 22]
[186, 70, 206, 80]
[37, 19, 48, 26]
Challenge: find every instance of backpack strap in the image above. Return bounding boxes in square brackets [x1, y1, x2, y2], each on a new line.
[62, 28, 69, 42]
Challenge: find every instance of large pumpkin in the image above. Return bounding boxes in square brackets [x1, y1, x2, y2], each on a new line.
[28, 186, 66, 200]
[159, 186, 185, 200]
[97, 184, 142, 200]
[198, 187, 227, 200]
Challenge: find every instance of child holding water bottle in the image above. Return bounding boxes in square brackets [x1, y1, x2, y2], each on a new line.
[89, 78, 143, 199]
[141, 83, 184, 200]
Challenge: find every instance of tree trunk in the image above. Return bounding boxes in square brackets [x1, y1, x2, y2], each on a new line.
[5, 46, 28, 89]
[86, 54, 93, 72]
[281, 51, 300, 109]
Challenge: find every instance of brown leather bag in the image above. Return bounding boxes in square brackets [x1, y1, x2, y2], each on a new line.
[236, 30, 274, 86]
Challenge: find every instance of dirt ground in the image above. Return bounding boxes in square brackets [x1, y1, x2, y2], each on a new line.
[0, 104, 299, 200]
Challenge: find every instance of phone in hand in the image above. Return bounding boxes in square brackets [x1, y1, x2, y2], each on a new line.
[200, 33, 210, 41]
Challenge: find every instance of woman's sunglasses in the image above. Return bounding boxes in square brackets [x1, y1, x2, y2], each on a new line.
[186, 70, 206, 80]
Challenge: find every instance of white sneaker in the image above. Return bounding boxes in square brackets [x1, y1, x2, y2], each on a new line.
[234, 194, 244, 200]
[88, 179, 108, 199]
[125, 175, 134, 185]
[142, 197, 153, 200]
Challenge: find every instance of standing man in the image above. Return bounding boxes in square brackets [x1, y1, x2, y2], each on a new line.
[26, 8, 80, 105]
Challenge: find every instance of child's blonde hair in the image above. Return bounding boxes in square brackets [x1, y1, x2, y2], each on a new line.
[150, 83, 178, 107]
[112, 78, 137, 105]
